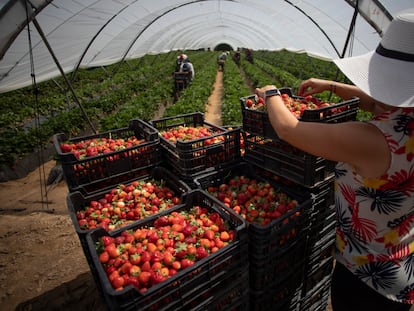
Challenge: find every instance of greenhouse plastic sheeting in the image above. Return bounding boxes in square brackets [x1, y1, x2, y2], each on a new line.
[0, 0, 412, 93]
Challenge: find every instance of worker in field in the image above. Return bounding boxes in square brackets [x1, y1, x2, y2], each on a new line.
[179, 58, 194, 82]
[233, 51, 241, 66]
[175, 53, 188, 72]
[245, 48, 253, 63]
[217, 52, 227, 71]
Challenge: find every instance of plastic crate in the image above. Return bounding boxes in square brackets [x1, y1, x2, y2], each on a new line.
[67, 164, 154, 196]
[299, 273, 332, 311]
[150, 112, 241, 178]
[308, 207, 336, 243]
[53, 119, 161, 193]
[243, 133, 336, 187]
[240, 87, 359, 141]
[249, 239, 307, 291]
[255, 165, 335, 210]
[85, 189, 248, 311]
[66, 166, 191, 266]
[250, 268, 303, 311]
[303, 253, 335, 294]
[183, 271, 250, 311]
[194, 161, 312, 268]
[305, 234, 335, 272]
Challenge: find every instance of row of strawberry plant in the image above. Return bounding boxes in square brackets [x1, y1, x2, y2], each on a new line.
[221, 57, 251, 126]
[0, 52, 181, 168]
[240, 58, 277, 90]
[254, 50, 340, 81]
[252, 58, 300, 90]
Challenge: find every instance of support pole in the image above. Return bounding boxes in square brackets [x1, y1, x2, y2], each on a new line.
[32, 18, 97, 134]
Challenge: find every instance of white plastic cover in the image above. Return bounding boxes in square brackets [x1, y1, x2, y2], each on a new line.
[0, 0, 412, 93]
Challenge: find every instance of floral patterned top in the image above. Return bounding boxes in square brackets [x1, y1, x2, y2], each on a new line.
[335, 107, 414, 304]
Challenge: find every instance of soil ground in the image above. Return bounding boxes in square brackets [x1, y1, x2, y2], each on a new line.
[0, 69, 347, 311]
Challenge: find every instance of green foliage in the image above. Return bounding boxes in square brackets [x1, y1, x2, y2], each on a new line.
[221, 58, 250, 126]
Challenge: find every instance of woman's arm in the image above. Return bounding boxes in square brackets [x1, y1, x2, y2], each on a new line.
[255, 85, 391, 179]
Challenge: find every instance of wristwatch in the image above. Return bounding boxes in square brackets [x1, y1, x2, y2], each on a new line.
[264, 88, 281, 100]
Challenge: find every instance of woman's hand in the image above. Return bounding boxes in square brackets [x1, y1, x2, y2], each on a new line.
[298, 78, 333, 97]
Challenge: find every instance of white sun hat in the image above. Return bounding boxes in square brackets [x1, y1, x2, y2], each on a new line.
[334, 11, 414, 107]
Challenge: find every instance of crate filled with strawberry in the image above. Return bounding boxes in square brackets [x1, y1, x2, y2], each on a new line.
[53, 119, 162, 193]
[85, 189, 249, 311]
[67, 167, 191, 269]
[239, 88, 358, 188]
[240, 87, 359, 140]
[194, 162, 312, 295]
[149, 112, 241, 186]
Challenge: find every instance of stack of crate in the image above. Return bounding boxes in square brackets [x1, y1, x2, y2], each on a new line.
[54, 119, 178, 308]
[149, 112, 242, 188]
[55, 116, 249, 310]
[194, 161, 313, 311]
[240, 88, 359, 310]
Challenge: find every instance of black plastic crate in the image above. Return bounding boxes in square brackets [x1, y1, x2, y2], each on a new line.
[150, 112, 241, 177]
[194, 161, 312, 266]
[240, 88, 359, 141]
[249, 239, 307, 291]
[305, 234, 335, 272]
[299, 274, 332, 311]
[183, 271, 250, 311]
[66, 166, 191, 266]
[53, 119, 161, 192]
[308, 207, 336, 244]
[302, 256, 334, 295]
[85, 189, 248, 311]
[243, 133, 336, 187]
[250, 268, 303, 311]
[251, 164, 335, 222]
[68, 164, 154, 196]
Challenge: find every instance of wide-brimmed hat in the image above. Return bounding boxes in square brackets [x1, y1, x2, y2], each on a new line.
[334, 11, 414, 107]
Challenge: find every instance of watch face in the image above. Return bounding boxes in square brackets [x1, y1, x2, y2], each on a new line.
[266, 89, 280, 97]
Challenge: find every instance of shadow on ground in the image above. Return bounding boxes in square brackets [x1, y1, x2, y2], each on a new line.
[15, 272, 106, 311]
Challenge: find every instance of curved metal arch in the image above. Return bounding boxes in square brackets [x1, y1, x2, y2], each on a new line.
[70, 1, 140, 82]
[135, 10, 282, 55]
[110, 0, 239, 75]
[118, 0, 358, 62]
[283, 0, 341, 57]
[0, 0, 53, 60]
[345, 0, 392, 35]
[0, 0, 103, 82]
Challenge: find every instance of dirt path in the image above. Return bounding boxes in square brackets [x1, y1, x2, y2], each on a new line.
[204, 70, 224, 126]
